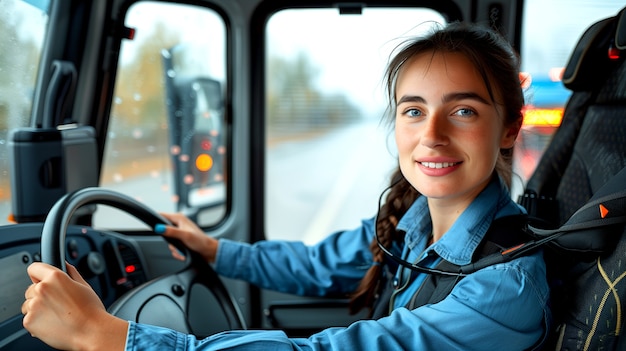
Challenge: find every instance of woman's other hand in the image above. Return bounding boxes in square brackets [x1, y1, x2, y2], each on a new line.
[157, 212, 219, 263]
[22, 262, 128, 351]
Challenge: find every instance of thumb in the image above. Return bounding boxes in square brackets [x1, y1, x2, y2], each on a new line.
[66, 262, 89, 286]
[155, 223, 188, 240]
[154, 223, 175, 237]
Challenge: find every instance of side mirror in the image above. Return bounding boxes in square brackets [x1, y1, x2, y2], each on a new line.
[162, 47, 226, 217]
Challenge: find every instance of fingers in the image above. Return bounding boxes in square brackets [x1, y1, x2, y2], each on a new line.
[155, 216, 190, 261]
[66, 262, 89, 286]
[167, 244, 187, 261]
[21, 296, 29, 316]
[23, 283, 35, 314]
[24, 263, 65, 310]
[155, 212, 216, 263]
[159, 212, 201, 234]
[160, 212, 186, 226]
[155, 218, 200, 245]
[27, 262, 58, 284]
[27, 262, 88, 287]
[155, 223, 186, 241]
[22, 282, 38, 316]
[161, 229, 189, 260]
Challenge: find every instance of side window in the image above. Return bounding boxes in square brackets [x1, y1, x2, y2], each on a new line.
[0, 0, 48, 225]
[264, 8, 445, 243]
[94, 1, 227, 229]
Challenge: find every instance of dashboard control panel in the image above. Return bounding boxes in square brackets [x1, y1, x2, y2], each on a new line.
[0, 223, 148, 350]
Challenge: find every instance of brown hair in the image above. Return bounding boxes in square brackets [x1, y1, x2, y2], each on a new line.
[349, 22, 525, 315]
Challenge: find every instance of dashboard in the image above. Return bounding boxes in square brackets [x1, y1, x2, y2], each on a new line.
[0, 223, 148, 350]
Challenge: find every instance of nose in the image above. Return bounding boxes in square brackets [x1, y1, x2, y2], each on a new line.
[420, 114, 448, 148]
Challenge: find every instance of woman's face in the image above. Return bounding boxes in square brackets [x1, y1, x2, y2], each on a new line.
[394, 51, 518, 208]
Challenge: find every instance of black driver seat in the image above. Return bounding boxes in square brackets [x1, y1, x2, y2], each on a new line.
[518, 7, 626, 351]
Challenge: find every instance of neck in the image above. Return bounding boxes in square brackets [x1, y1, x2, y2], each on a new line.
[427, 197, 472, 242]
[426, 177, 495, 242]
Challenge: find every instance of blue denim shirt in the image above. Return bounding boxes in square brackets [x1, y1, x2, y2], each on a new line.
[125, 178, 550, 350]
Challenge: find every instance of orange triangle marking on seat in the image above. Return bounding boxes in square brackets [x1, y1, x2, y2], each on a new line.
[599, 204, 609, 219]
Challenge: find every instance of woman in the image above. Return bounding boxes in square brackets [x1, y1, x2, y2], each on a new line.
[22, 22, 550, 350]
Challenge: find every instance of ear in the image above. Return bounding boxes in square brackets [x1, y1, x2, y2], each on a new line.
[500, 118, 522, 149]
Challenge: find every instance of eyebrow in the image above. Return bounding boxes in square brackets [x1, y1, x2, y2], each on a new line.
[396, 92, 492, 106]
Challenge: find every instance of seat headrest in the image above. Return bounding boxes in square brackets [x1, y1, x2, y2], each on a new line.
[562, 17, 616, 91]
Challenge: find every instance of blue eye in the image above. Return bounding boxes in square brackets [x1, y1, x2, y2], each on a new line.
[454, 108, 475, 117]
[406, 109, 422, 117]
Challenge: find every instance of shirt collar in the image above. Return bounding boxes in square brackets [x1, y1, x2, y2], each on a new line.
[396, 176, 525, 265]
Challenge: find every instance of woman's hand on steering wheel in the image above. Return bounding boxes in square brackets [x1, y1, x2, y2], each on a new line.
[157, 212, 219, 264]
[22, 262, 128, 351]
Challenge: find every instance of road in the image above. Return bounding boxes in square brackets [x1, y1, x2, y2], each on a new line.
[266, 121, 396, 244]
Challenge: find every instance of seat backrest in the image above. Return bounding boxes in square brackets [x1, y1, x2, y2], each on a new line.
[520, 14, 625, 226]
[518, 7, 626, 351]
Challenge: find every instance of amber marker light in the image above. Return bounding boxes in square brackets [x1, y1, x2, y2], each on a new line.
[196, 154, 214, 172]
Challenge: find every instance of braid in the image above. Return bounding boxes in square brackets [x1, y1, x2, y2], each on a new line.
[348, 167, 419, 314]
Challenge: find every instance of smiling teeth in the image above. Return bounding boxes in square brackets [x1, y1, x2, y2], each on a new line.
[421, 162, 457, 169]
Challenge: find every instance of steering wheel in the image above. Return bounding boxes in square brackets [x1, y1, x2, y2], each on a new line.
[40, 187, 246, 336]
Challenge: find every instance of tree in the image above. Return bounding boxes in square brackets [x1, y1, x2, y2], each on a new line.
[113, 21, 182, 130]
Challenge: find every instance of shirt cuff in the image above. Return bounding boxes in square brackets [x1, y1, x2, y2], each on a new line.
[213, 238, 250, 278]
[125, 321, 187, 350]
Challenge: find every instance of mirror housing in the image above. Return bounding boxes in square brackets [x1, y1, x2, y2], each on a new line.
[162, 47, 226, 215]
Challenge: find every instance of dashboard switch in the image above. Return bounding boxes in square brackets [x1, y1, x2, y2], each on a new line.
[82, 251, 106, 276]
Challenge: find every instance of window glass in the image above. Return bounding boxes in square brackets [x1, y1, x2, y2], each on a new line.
[264, 8, 446, 243]
[94, 1, 227, 229]
[0, 0, 48, 225]
[516, 0, 625, 186]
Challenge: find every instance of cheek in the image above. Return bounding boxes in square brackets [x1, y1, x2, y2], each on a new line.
[394, 124, 416, 154]
[468, 120, 504, 147]
[470, 128, 503, 162]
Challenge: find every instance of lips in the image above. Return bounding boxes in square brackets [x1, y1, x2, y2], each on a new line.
[419, 161, 460, 169]
[415, 157, 463, 176]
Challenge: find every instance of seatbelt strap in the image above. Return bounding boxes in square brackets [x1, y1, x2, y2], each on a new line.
[523, 165, 626, 255]
[407, 215, 528, 309]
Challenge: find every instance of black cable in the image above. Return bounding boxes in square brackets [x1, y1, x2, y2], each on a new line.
[374, 183, 470, 277]
[373, 182, 550, 277]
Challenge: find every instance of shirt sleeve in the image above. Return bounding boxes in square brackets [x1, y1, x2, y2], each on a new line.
[212, 217, 376, 296]
[125, 252, 549, 351]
